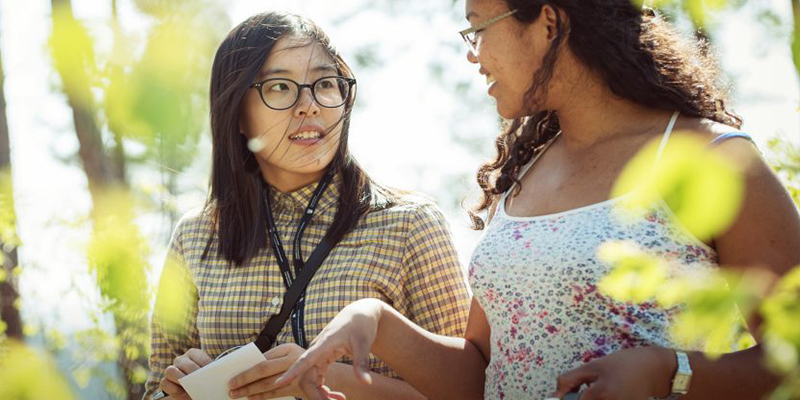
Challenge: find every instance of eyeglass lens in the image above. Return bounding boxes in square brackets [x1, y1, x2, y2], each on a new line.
[261, 77, 349, 109]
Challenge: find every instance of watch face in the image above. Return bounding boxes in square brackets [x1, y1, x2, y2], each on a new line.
[674, 375, 690, 391]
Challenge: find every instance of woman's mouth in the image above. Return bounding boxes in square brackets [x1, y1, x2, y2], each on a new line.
[289, 130, 324, 146]
[486, 74, 498, 95]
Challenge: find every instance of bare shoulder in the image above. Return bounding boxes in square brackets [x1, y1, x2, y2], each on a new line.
[673, 117, 761, 171]
[673, 116, 739, 137]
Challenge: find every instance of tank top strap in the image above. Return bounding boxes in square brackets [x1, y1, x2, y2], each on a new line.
[653, 111, 680, 164]
[710, 132, 755, 146]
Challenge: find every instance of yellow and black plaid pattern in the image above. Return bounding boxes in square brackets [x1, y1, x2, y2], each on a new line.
[144, 176, 471, 398]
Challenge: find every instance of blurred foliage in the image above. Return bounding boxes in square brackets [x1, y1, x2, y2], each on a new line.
[598, 241, 668, 304]
[20, 0, 800, 398]
[152, 255, 194, 334]
[49, 2, 98, 110]
[768, 137, 800, 205]
[637, 0, 730, 27]
[0, 341, 76, 399]
[106, 1, 226, 174]
[602, 131, 800, 397]
[87, 189, 151, 382]
[0, 168, 19, 252]
[88, 190, 150, 315]
[613, 132, 744, 242]
[44, 0, 228, 397]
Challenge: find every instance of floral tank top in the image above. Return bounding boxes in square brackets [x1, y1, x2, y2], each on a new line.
[468, 113, 725, 399]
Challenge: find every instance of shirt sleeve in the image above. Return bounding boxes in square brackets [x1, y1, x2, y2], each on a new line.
[399, 203, 471, 338]
[143, 221, 200, 399]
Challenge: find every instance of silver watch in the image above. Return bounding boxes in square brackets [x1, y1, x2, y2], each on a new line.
[662, 350, 692, 399]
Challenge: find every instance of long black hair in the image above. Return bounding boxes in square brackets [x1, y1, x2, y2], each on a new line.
[470, 1, 741, 230]
[206, 11, 395, 266]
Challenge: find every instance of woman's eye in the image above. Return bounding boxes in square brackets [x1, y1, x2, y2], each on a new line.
[319, 81, 335, 89]
[268, 83, 290, 92]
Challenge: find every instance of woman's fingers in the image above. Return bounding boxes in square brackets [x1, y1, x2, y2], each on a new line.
[164, 365, 187, 383]
[264, 342, 301, 360]
[229, 357, 294, 390]
[228, 374, 283, 398]
[296, 367, 330, 400]
[350, 334, 373, 385]
[159, 376, 190, 399]
[172, 349, 208, 375]
[185, 348, 213, 367]
[552, 366, 598, 398]
[579, 381, 613, 400]
[275, 348, 323, 386]
[324, 387, 347, 400]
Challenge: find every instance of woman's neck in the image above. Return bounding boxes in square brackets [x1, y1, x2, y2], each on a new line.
[260, 167, 326, 193]
[551, 62, 672, 151]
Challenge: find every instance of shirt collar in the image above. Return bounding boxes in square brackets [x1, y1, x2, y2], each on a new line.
[267, 172, 340, 215]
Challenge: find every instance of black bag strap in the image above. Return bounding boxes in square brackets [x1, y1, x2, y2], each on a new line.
[254, 236, 335, 352]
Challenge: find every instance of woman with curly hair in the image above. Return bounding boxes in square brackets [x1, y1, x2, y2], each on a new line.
[273, 0, 800, 399]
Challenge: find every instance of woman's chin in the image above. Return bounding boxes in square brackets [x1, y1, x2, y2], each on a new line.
[496, 102, 525, 120]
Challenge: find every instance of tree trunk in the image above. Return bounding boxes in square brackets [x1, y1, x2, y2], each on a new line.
[50, 1, 147, 398]
[0, 31, 23, 342]
[792, 0, 800, 83]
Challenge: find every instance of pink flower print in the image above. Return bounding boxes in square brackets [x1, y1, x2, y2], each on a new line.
[546, 324, 559, 334]
[582, 348, 607, 363]
[574, 293, 585, 304]
[512, 314, 520, 324]
[468, 263, 478, 278]
[535, 355, 544, 367]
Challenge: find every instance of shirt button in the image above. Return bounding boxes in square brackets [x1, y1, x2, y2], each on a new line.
[270, 296, 281, 307]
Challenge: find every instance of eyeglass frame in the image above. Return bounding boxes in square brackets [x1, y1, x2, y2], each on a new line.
[249, 75, 357, 111]
[459, 9, 518, 52]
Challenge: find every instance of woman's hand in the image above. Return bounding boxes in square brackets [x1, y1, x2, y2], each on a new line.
[272, 298, 386, 398]
[551, 346, 677, 400]
[228, 343, 344, 399]
[159, 348, 214, 400]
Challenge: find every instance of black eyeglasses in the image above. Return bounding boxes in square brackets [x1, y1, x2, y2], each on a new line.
[249, 76, 356, 110]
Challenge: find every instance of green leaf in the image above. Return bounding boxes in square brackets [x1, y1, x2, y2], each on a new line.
[597, 241, 667, 302]
[0, 342, 76, 399]
[613, 133, 745, 242]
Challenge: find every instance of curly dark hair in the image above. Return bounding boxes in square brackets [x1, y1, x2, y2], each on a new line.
[469, 1, 742, 230]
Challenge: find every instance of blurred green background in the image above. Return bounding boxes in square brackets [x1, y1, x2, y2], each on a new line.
[0, 0, 797, 398]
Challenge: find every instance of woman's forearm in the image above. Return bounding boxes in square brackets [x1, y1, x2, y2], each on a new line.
[670, 345, 781, 399]
[369, 300, 487, 400]
[325, 363, 426, 400]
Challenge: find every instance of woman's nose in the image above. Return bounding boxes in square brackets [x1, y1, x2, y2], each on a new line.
[294, 87, 320, 117]
[466, 47, 478, 64]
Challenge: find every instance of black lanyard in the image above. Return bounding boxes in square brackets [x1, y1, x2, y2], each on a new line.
[263, 168, 334, 348]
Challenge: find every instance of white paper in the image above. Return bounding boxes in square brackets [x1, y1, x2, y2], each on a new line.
[178, 342, 292, 400]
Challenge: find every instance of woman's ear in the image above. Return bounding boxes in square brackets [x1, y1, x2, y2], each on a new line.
[541, 5, 564, 41]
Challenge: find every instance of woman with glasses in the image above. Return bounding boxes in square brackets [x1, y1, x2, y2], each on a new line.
[143, 11, 470, 400]
[276, 0, 800, 399]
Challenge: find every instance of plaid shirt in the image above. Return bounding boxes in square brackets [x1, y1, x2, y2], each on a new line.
[144, 176, 470, 398]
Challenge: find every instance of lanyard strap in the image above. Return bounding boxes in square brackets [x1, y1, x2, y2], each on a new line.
[254, 235, 335, 352]
[261, 169, 335, 348]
